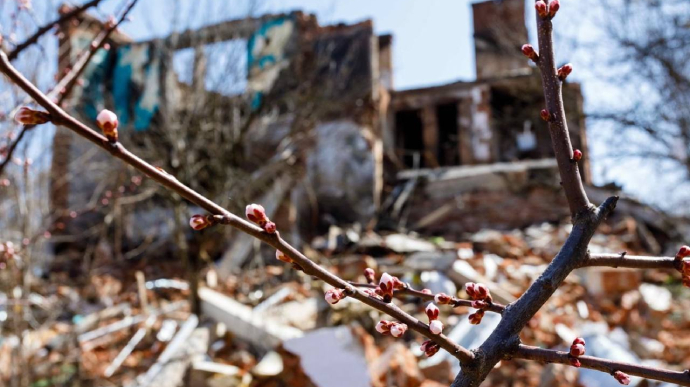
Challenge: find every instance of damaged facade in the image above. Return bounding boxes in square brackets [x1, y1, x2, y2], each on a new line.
[50, 0, 679, 274]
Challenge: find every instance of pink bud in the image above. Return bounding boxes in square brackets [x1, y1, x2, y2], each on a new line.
[540, 109, 551, 122]
[325, 288, 345, 305]
[421, 289, 432, 295]
[379, 272, 395, 300]
[245, 204, 268, 226]
[275, 250, 292, 263]
[14, 107, 50, 126]
[189, 214, 211, 231]
[434, 293, 452, 305]
[392, 276, 406, 290]
[535, 1, 548, 17]
[613, 371, 630, 385]
[549, 0, 560, 17]
[521, 44, 538, 62]
[676, 245, 690, 260]
[569, 357, 581, 368]
[570, 343, 586, 357]
[471, 300, 488, 310]
[558, 63, 573, 81]
[573, 337, 586, 346]
[425, 303, 440, 321]
[573, 149, 583, 162]
[465, 283, 478, 299]
[681, 260, 690, 275]
[390, 323, 408, 338]
[475, 283, 489, 300]
[97, 109, 119, 142]
[364, 268, 376, 283]
[376, 320, 392, 335]
[469, 310, 484, 325]
[263, 221, 276, 234]
[420, 340, 441, 357]
[429, 320, 444, 335]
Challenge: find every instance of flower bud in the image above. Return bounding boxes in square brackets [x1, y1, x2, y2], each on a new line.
[96, 109, 119, 142]
[420, 340, 441, 357]
[429, 320, 444, 335]
[434, 293, 452, 305]
[325, 288, 345, 305]
[425, 303, 440, 321]
[475, 283, 489, 300]
[469, 310, 485, 325]
[15, 107, 51, 126]
[521, 44, 539, 62]
[390, 323, 408, 338]
[189, 214, 211, 231]
[392, 275, 406, 290]
[364, 268, 376, 284]
[263, 221, 276, 234]
[471, 300, 488, 310]
[558, 63, 573, 81]
[535, 1, 548, 17]
[613, 371, 630, 385]
[540, 109, 550, 122]
[549, 0, 560, 17]
[681, 260, 690, 275]
[376, 320, 392, 335]
[245, 204, 268, 226]
[421, 289, 432, 295]
[569, 357, 581, 367]
[573, 337, 586, 346]
[570, 343, 586, 357]
[465, 282, 478, 299]
[379, 272, 395, 300]
[275, 250, 292, 263]
[573, 149, 583, 162]
[676, 245, 690, 260]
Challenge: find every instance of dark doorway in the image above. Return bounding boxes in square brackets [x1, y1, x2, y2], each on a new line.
[436, 103, 460, 166]
[394, 109, 424, 168]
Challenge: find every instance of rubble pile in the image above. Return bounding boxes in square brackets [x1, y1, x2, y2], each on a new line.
[1, 215, 688, 387]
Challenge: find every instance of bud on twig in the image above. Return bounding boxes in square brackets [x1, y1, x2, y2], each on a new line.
[189, 214, 211, 231]
[558, 63, 573, 81]
[429, 320, 444, 335]
[325, 288, 346, 305]
[275, 250, 292, 263]
[264, 221, 276, 234]
[376, 320, 392, 335]
[549, 0, 560, 18]
[434, 293, 452, 305]
[15, 107, 51, 125]
[572, 149, 583, 162]
[390, 323, 408, 338]
[245, 204, 268, 225]
[469, 310, 485, 325]
[97, 109, 119, 142]
[379, 272, 395, 301]
[364, 268, 376, 284]
[569, 337, 586, 367]
[540, 109, 551, 122]
[676, 245, 690, 261]
[425, 303, 440, 321]
[521, 44, 539, 62]
[613, 371, 631, 385]
[535, 1, 548, 18]
[420, 340, 441, 357]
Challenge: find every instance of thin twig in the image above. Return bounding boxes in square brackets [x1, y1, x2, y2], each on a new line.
[583, 253, 678, 270]
[512, 345, 690, 386]
[8, 0, 104, 61]
[350, 282, 506, 314]
[0, 49, 475, 365]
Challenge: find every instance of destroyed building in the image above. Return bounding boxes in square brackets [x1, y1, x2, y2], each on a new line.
[48, 0, 683, 273]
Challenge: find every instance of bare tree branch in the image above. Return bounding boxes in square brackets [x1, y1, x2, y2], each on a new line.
[513, 345, 690, 386]
[7, 0, 105, 61]
[583, 252, 678, 269]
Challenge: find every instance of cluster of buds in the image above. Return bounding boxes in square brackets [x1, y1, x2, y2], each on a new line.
[375, 320, 408, 338]
[675, 246, 690, 287]
[535, 0, 560, 19]
[97, 109, 119, 142]
[377, 272, 405, 302]
[15, 107, 51, 126]
[466, 282, 492, 325]
[569, 337, 586, 367]
[572, 149, 583, 162]
[276, 250, 304, 271]
[521, 44, 539, 63]
[420, 340, 441, 357]
[245, 204, 276, 234]
[325, 288, 346, 305]
[425, 303, 444, 335]
[189, 214, 215, 231]
[613, 371, 631, 385]
[558, 63, 573, 81]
